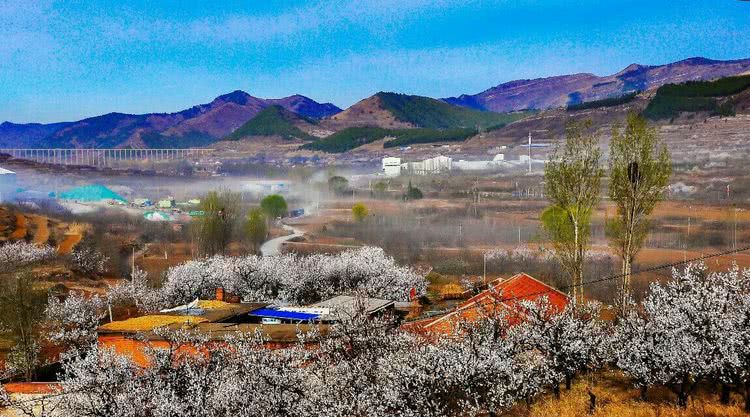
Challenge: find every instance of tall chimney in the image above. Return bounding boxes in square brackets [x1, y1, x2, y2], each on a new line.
[216, 287, 225, 302]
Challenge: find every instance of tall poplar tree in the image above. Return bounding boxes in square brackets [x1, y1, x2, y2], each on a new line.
[608, 113, 671, 308]
[543, 119, 603, 302]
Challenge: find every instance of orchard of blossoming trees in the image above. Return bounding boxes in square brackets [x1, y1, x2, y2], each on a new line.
[0, 241, 56, 273]
[111, 246, 427, 312]
[4, 263, 750, 415]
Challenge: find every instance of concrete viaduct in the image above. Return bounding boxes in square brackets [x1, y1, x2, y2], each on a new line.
[0, 148, 213, 168]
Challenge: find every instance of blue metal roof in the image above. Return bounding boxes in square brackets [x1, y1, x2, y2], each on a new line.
[248, 308, 319, 321]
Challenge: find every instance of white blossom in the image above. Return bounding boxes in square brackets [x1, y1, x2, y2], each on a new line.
[0, 241, 56, 272]
[143, 246, 426, 310]
[614, 263, 744, 406]
[70, 247, 109, 276]
[511, 297, 608, 397]
[45, 291, 107, 349]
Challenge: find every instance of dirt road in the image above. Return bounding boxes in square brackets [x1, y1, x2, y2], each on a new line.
[260, 224, 304, 256]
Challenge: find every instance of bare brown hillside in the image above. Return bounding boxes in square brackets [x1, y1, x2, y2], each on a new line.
[320, 95, 414, 130]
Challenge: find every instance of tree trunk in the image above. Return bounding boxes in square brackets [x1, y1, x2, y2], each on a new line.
[566, 374, 573, 390]
[745, 380, 750, 413]
[572, 217, 582, 303]
[639, 385, 648, 401]
[677, 381, 689, 408]
[620, 255, 632, 310]
[720, 383, 731, 405]
[588, 389, 597, 414]
[553, 381, 561, 399]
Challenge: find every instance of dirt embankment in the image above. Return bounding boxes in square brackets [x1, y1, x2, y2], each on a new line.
[0, 207, 84, 254]
[8, 213, 27, 240]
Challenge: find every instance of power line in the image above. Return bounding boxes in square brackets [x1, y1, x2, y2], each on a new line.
[413, 244, 750, 320]
[481, 244, 750, 308]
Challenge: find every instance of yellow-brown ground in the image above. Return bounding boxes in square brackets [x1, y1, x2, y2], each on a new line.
[506, 371, 746, 417]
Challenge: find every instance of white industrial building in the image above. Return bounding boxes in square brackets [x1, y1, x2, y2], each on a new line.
[382, 157, 402, 177]
[453, 154, 509, 171]
[382, 151, 542, 177]
[0, 167, 17, 203]
[401, 155, 453, 175]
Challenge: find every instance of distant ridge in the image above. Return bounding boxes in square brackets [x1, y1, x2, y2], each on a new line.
[0, 91, 341, 149]
[2, 56, 750, 149]
[443, 57, 750, 112]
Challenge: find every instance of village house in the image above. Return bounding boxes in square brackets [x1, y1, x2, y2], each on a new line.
[404, 272, 569, 335]
[97, 289, 400, 366]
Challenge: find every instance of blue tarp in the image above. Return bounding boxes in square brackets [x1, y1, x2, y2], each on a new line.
[248, 308, 319, 321]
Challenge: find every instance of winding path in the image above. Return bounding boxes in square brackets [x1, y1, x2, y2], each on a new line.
[260, 223, 304, 257]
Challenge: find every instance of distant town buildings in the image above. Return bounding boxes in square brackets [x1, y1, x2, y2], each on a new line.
[157, 197, 175, 209]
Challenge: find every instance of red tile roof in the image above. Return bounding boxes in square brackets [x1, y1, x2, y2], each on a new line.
[405, 272, 569, 335]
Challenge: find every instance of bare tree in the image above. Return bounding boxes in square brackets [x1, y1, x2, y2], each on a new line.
[0, 272, 47, 381]
[608, 113, 671, 308]
[244, 207, 268, 254]
[542, 119, 603, 302]
[192, 189, 241, 256]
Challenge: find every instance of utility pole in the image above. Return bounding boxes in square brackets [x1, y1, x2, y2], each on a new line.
[734, 206, 738, 250]
[528, 131, 532, 173]
[483, 252, 487, 286]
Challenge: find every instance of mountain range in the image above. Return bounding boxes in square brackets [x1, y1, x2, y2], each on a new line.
[0, 92, 341, 149]
[443, 57, 750, 112]
[2, 56, 750, 150]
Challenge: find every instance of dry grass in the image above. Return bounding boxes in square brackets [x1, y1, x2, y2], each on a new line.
[67, 222, 91, 235]
[30, 215, 49, 245]
[57, 233, 82, 254]
[438, 283, 465, 299]
[505, 371, 747, 417]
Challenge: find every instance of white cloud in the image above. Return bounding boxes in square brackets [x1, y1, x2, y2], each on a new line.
[83, 0, 476, 46]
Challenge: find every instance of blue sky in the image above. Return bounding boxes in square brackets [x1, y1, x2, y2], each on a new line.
[1, 0, 749, 123]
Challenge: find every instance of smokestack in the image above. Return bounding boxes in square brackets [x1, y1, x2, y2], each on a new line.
[216, 287, 225, 302]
